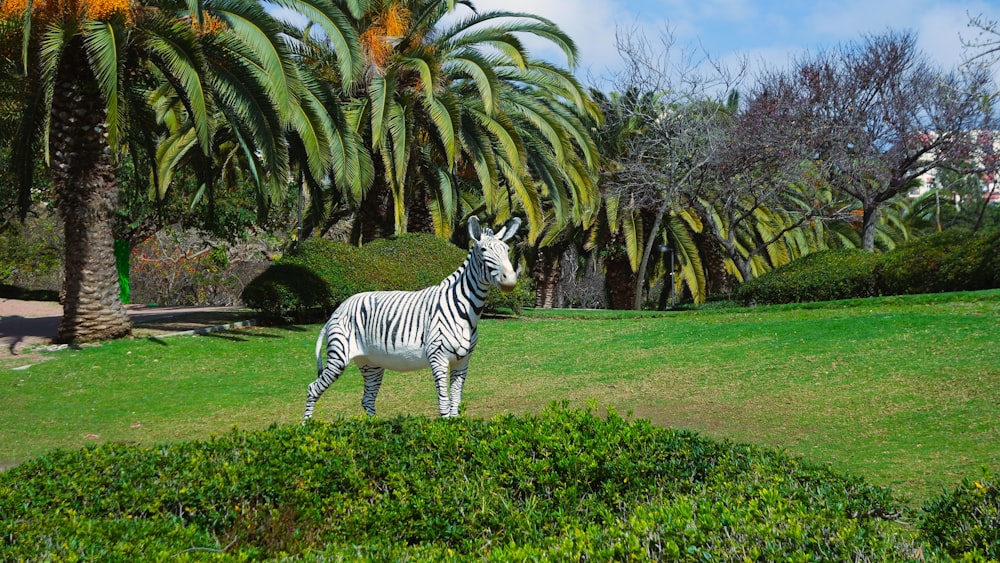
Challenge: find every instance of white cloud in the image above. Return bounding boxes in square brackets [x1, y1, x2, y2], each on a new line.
[917, 5, 974, 69]
[438, 0, 1000, 86]
[788, 0, 1000, 71]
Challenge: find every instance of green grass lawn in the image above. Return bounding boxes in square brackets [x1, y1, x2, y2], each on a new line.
[2, 290, 998, 505]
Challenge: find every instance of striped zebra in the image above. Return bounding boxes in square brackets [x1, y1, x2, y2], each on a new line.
[304, 217, 520, 420]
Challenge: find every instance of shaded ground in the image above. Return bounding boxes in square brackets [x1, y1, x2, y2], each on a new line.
[0, 298, 255, 365]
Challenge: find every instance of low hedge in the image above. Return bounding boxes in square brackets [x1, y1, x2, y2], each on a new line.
[738, 229, 1000, 305]
[875, 230, 970, 296]
[0, 405, 945, 561]
[735, 249, 880, 305]
[242, 234, 467, 321]
[936, 229, 1000, 292]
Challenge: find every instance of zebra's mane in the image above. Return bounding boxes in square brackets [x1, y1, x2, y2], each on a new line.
[480, 228, 495, 238]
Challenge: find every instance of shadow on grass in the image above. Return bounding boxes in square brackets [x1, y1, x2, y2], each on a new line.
[270, 324, 309, 333]
[145, 325, 314, 348]
[205, 330, 251, 342]
[212, 325, 314, 339]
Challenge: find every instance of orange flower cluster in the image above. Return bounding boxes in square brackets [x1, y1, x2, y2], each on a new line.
[0, 0, 28, 18]
[84, 0, 129, 21]
[361, 2, 411, 71]
[180, 13, 226, 36]
[0, 0, 130, 21]
[197, 12, 225, 35]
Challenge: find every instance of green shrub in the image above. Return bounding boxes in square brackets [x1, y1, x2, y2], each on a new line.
[875, 230, 969, 295]
[936, 229, 1000, 292]
[242, 234, 467, 320]
[0, 284, 59, 301]
[484, 279, 535, 315]
[736, 249, 880, 305]
[239, 263, 334, 320]
[736, 229, 1000, 306]
[0, 216, 62, 288]
[987, 232, 1000, 289]
[0, 405, 933, 561]
[361, 234, 468, 291]
[921, 470, 999, 560]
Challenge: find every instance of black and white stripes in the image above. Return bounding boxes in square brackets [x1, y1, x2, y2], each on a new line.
[303, 217, 520, 420]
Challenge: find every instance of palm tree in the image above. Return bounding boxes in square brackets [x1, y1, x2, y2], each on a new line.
[347, 0, 599, 244]
[588, 88, 721, 309]
[0, 0, 361, 342]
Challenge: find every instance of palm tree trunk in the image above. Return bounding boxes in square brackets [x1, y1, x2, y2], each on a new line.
[533, 244, 563, 308]
[356, 161, 396, 243]
[696, 232, 730, 295]
[406, 183, 435, 234]
[604, 232, 637, 310]
[51, 41, 131, 343]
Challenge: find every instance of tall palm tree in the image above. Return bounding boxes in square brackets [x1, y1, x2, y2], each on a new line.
[348, 0, 599, 244]
[0, 0, 361, 342]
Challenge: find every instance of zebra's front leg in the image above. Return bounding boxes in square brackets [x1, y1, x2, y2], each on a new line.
[360, 365, 385, 416]
[429, 356, 453, 417]
[447, 360, 470, 417]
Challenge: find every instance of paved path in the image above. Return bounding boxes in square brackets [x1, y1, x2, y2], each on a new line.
[0, 299, 254, 356]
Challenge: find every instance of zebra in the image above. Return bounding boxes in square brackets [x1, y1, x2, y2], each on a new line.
[303, 216, 520, 420]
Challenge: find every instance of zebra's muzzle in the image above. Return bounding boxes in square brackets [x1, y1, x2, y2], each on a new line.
[498, 267, 517, 292]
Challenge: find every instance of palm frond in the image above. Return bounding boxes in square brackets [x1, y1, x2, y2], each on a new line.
[269, 0, 363, 86]
[81, 19, 124, 151]
[144, 16, 212, 154]
[623, 209, 641, 272]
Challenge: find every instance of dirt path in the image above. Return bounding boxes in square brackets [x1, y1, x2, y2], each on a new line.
[0, 298, 255, 364]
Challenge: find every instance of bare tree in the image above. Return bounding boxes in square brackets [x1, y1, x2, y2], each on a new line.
[680, 64, 861, 283]
[962, 12, 1000, 231]
[964, 12, 1000, 68]
[597, 26, 741, 308]
[784, 31, 996, 250]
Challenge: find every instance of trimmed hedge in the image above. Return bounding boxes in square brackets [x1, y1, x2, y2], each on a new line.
[735, 249, 880, 305]
[0, 405, 942, 561]
[242, 234, 467, 320]
[738, 229, 1000, 305]
[484, 278, 535, 315]
[875, 230, 969, 296]
[936, 229, 1000, 292]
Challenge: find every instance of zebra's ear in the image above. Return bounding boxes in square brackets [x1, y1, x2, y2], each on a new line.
[468, 216, 482, 241]
[498, 217, 521, 242]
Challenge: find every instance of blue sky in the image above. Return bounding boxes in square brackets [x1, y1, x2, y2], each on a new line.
[463, 0, 1000, 85]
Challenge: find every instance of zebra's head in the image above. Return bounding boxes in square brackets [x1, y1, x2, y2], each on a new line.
[468, 216, 520, 292]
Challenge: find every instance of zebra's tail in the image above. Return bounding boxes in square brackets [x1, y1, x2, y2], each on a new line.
[315, 321, 328, 377]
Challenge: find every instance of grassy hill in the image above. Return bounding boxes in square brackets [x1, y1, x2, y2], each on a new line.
[1, 291, 997, 559]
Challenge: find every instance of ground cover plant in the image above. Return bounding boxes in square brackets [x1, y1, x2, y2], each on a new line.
[1, 291, 997, 558]
[0, 406, 936, 560]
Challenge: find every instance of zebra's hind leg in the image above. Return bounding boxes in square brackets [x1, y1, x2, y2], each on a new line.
[304, 355, 347, 422]
[359, 365, 385, 416]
